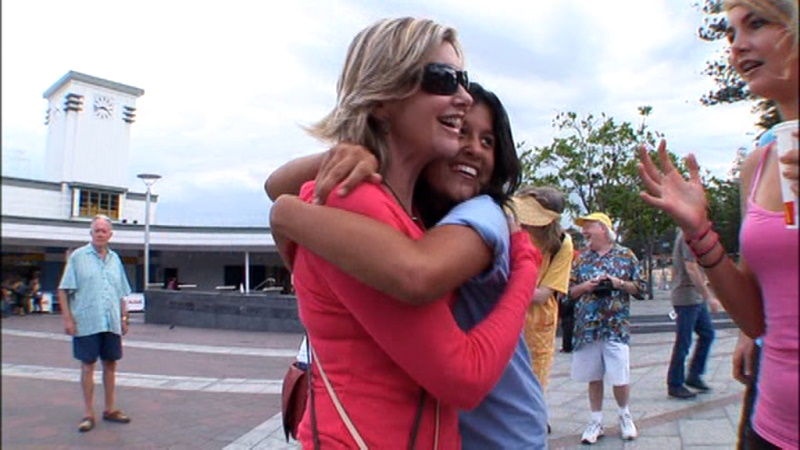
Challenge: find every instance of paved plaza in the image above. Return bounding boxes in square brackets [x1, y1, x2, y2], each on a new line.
[2, 294, 745, 449]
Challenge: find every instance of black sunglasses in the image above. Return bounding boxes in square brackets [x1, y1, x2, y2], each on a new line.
[420, 63, 469, 96]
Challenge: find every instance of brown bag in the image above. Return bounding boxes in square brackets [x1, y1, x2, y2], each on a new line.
[281, 361, 309, 441]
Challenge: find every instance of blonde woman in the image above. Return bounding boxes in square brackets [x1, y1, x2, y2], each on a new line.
[270, 18, 540, 448]
[512, 187, 573, 427]
[639, 0, 798, 447]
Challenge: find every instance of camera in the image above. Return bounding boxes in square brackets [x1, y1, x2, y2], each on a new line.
[593, 278, 615, 297]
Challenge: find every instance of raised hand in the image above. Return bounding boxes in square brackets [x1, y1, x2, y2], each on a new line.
[314, 143, 381, 204]
[637, 139, 710, 235]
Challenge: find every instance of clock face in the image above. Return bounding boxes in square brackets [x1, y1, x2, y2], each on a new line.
[93, 95, 114, 119]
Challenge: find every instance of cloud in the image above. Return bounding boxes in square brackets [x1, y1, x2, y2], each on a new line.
[2, 0, 764, 226]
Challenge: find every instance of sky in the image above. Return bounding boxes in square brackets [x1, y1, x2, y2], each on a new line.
[2, 0, 760, 226]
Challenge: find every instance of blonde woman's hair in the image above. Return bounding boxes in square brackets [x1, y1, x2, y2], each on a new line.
[724, 0, 799, 71]
[307, 17, 463, 172]
[517, 186, 565, 257]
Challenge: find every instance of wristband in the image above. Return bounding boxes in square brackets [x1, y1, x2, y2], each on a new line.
[685, 221, 713, 245]
[698, 247, 726, 269]
[690, 231, 720, 259]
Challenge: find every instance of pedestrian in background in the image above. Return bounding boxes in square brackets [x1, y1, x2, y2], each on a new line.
[559, 247, 582, 353]
[513, 186, 573, 432]
[29, 276, 43, 313]
[58, 215, 132, 433]
[667, 229, 722, 399]
[568, 212, 644, 444]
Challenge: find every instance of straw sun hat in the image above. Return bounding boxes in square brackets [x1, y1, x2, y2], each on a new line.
[510, 195, 560, 227]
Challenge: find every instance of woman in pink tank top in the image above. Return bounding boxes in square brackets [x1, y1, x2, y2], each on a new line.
[637, 1, 798, 448]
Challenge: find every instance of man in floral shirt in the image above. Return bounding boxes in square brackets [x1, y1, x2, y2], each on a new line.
[567, 213, 644, 445]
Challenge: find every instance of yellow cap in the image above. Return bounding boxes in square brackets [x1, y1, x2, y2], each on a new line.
[575, 212, 613, 230]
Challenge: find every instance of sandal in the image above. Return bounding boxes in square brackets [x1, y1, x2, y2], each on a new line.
[102, 410, 131, 424]
[78, 417, 95, 432]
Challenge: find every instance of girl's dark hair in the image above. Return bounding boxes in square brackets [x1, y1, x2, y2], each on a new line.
[414, 82, 521, 227]
[469, 82, 521, 205]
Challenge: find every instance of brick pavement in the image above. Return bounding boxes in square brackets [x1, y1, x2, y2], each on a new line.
[2, 313, 302, 449]
[2, 294, 746, 449]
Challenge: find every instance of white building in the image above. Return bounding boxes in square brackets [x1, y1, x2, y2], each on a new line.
[1, 71, 288, 301]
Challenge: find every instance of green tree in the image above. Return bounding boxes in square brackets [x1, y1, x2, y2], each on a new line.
[696, 0, 780, 130]
[519, 111, 642, 213]
[703, 147, 746, 256]
[519, 108, 677, 298]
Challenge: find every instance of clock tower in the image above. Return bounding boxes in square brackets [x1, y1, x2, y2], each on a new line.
[43, 71, 145, 188]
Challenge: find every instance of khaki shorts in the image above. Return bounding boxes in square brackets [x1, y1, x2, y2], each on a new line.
[571, 339, 630, 386]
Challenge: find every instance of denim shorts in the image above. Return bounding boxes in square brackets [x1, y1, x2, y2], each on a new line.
[73, 332, 122, 364]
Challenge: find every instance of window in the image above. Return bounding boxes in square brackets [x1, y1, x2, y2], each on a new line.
[78, 189, 120, 219]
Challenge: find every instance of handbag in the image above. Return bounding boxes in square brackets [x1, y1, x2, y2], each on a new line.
[281, 360, 309, 441]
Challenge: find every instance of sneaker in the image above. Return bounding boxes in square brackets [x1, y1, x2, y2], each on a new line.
[619, 412, 638, 441]
[668, 385, 697, 399]
[581, 420, 604, 444]
[686, 377, 711, 392]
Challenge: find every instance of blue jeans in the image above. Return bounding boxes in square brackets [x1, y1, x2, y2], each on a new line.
[667, 303, 715, 387]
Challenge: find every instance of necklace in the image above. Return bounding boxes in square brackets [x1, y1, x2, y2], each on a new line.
[382, 182, 419, 223]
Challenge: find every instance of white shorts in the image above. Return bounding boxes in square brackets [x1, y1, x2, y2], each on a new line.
[570, 340, 630, 386]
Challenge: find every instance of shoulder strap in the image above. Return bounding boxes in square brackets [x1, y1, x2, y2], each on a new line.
[307, 336, 321, 450]
[748, 144, 772, 202]
[309, 344, 438, 449]
[311, 346, 368, 450]
[408, 390, 429, 449]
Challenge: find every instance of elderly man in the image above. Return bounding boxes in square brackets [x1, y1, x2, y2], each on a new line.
[568, 212, 644, 444]
[58, 215, 132, 432]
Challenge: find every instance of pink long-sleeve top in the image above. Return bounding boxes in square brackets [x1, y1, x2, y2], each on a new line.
[293, 182, 538, 449]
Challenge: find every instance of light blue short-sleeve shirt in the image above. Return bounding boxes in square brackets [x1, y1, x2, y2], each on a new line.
[438, 195, 548, 450]
[59, 244, 132, 337]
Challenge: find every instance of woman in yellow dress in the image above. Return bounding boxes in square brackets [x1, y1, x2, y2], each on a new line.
[513, 186, 574, 395]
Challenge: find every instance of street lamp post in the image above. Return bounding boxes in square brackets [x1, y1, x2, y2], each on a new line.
[137, 173, 161, 291]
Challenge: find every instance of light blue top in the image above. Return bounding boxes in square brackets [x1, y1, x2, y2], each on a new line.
[758, 128, 775, 148]
[58, 243, 132, 337]
[438, 195, 548, 450]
